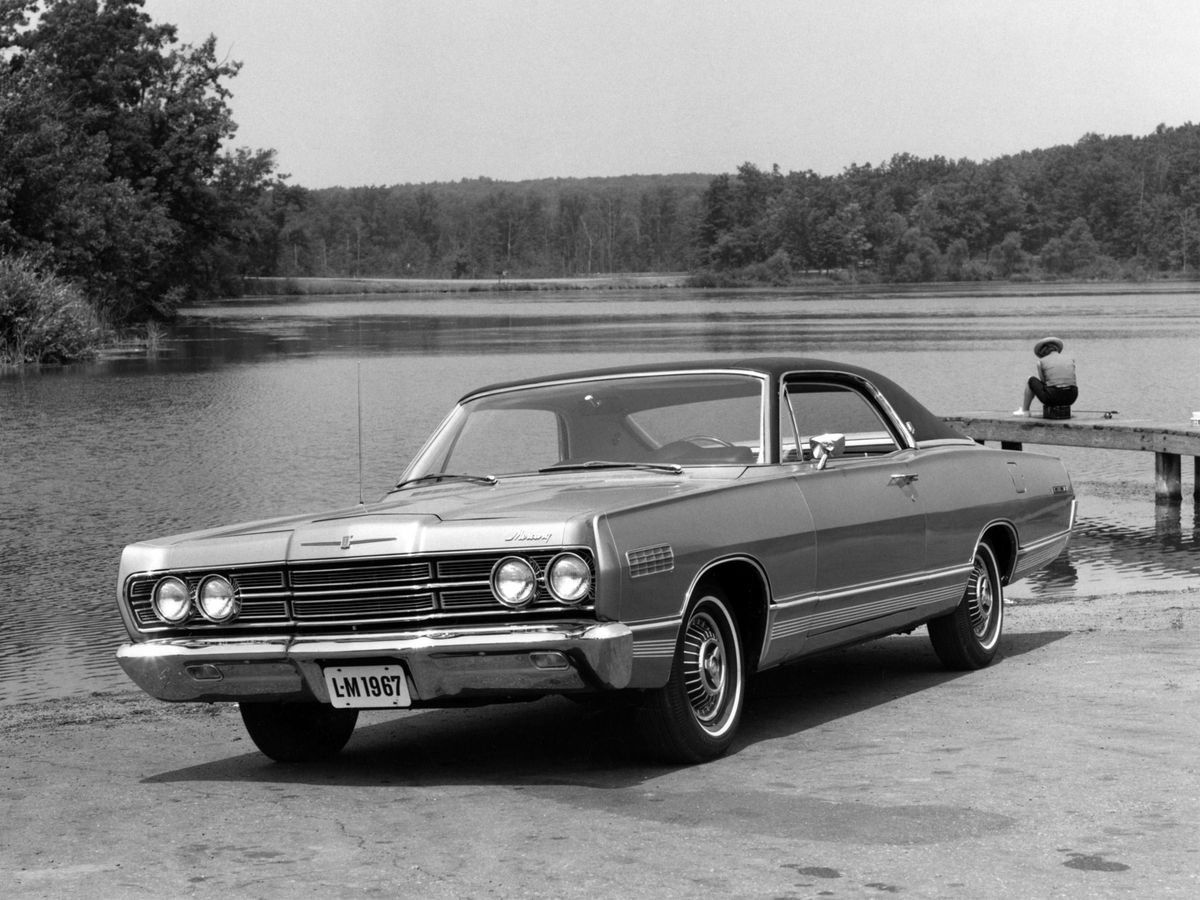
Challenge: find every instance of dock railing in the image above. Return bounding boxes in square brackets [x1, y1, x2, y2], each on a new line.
[941, 413, 1200, 503]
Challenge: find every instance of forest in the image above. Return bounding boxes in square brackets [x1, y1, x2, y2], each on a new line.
[3, 2, 1200, 366]
[267, 124, 1200, 285]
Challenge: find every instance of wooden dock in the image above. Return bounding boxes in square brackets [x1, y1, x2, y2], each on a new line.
[942, 412, 1200, 502]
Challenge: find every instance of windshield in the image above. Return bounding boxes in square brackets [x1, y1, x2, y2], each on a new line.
[404, 372, 767, 480]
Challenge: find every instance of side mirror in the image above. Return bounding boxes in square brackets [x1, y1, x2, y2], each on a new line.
[809, 433, 846, 470]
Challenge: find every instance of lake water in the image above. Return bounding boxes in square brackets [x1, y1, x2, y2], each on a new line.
[2, 282, 1198, 705]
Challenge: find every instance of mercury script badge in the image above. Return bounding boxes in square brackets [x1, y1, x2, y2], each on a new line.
[505, 531, 552, 544]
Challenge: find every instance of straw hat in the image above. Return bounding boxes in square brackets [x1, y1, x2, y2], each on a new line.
[1034, 336, 1064, 356]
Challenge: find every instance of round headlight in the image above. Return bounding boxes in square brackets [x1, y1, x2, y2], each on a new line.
[197, 575, 240, 623]
[547, 552, 591, 604]
[152, 576, 192, 624]
[491, 556, 537, 608]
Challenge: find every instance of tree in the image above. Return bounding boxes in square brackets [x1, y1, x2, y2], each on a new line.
[989, 231, 1028, 277]
[1040, 217, 1101, 275]
[0, 57, 179, 317]
[0, 0, 279, 319]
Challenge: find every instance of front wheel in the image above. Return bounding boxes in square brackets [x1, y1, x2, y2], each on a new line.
[928, 542, 1004, 670]
[239, 701, 358, 763]
[638, 585, 746, 763]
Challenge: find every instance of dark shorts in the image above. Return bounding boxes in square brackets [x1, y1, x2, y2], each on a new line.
[1029, 377, 1078, 407]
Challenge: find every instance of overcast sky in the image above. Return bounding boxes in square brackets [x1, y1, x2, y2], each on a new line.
[143, 0, 1200, 188]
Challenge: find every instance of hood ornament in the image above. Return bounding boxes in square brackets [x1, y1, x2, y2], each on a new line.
[299, 533, 397, 551]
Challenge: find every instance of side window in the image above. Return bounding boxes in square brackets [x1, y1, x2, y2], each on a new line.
[783, 381, 901, 460]
[779, 393, 803, 462]
[629, 396, 760, 449]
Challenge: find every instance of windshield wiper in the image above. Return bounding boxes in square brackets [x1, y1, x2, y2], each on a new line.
[539, 460, 683, 475]
[391, 472, 499, 492]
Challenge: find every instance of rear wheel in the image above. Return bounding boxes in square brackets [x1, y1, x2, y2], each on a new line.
[239, 701, 358, 763]
[928, 542, 1004, 670]
[638, 585, 746, 763]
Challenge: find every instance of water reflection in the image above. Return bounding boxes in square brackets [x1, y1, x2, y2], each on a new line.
[1010, 509, 1200, 601]
[3, 284, 1198, 704]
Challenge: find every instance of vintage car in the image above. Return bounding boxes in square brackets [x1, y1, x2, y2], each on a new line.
[116, 358, 1075, 763]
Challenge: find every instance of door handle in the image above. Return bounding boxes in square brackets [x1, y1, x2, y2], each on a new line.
[888, 473, 919, 486]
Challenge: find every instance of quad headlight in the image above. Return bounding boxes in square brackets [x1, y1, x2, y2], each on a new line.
[197, 574, 239, 623]
[152, 576, 192, 624]
[149, 573, 241, 625]
[491, 556, 537, 608]
[547, 552, 591, 604]
[489, 552, 593, 608]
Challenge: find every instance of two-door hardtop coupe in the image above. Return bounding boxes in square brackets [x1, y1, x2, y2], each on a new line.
[116, 358, 1075, 763]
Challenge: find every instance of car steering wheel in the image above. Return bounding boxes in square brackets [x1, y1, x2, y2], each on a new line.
[679, 435, 734, 448]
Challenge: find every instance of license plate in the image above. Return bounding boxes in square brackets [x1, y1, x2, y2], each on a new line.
[324, 665, 412, 709]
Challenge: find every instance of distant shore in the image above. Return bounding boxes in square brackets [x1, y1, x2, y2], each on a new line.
[233, 273, 1200, 301]
[238, 273, 692, 297]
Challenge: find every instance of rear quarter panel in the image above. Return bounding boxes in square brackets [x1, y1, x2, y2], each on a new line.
[914, 444, 1074, 578]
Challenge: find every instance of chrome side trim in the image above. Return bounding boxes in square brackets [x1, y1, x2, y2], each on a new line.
[773, 582, 964, 640]
[629, 619, 682, 659]
[767, 564, 971, 642]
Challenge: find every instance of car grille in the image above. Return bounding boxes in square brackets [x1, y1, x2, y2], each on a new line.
[125, 549, 595, 633]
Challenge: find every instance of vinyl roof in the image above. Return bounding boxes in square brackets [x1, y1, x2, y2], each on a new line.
[461, 357, 965, 443]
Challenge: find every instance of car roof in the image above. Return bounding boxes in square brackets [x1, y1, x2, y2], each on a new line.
[461, 357, 965, 443]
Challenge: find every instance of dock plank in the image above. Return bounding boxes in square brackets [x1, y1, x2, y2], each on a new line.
[941, 413, 1200, 455]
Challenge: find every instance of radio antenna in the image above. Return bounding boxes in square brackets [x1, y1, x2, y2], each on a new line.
[357, 362, 365, 508]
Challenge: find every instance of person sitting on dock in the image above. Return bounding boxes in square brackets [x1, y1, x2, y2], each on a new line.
[1014, 336, 1078, 417]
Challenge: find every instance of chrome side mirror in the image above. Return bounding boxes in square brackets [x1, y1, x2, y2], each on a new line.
[809, 433, 846, 470]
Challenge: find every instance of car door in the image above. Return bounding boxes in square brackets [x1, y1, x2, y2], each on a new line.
[781, 377, 928, 647]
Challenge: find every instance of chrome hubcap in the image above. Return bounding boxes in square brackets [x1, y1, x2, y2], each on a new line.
[683, 611, 727, 725]
[968, 556, 996, 639]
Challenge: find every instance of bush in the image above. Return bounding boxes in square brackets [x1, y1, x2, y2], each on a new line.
[0, 256, 100, 364]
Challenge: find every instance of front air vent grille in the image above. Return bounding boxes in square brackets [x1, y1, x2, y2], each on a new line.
[627, 544, 675, 578]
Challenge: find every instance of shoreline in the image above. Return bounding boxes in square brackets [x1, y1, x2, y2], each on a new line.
[237, 273, 694, 296]
[232, 274, 1200, 299]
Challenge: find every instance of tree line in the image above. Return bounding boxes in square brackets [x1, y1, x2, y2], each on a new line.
[256, 125, 1200, 285]
[694, 126, 1200, 283]
[252, 174, 712, 281]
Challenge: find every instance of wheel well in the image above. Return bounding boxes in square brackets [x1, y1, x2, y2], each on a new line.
[696, 559, 769, 669]
[981, 524, 1017, 584]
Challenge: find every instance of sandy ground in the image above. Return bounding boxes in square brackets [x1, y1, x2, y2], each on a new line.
[2, 589, 1197, 899]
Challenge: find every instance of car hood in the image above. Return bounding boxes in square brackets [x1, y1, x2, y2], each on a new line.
[124, 470, 743, 572]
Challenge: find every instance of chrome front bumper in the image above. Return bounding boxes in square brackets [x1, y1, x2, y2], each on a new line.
[117, 622, 633, 704]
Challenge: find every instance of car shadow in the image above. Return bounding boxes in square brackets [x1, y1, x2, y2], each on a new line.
[143, 630, 1069, 789]
[739, 629, 1068, 743]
